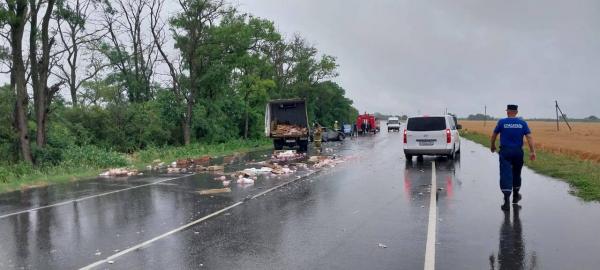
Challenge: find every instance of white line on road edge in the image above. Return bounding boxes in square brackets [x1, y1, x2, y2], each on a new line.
[79, 170, 319, 270]
[424, 161, 437, 270]
[0, 175, 191, 220]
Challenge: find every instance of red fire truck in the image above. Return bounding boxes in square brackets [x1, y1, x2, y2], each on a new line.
[356, 113, 378, 135]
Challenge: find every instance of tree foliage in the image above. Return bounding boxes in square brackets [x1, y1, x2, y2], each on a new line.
[0, 0, 359, 166]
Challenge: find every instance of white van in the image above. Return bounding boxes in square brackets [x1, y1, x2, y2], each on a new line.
[403, 115, 461, 160]
[387, 117, 401, 132]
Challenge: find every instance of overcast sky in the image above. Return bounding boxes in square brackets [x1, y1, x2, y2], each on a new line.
[234, 0, 600, 118]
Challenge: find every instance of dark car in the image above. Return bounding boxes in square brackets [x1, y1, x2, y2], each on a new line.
[310, 127, 345, 142]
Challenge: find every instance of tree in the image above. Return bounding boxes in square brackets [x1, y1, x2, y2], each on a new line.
[221, 14, 280, 138]
[29, 0, 64, 147]
[467, 113, 494, 121]
[1, 0, 33, 163]
[170, 0, 229, 144]
[55, 0, 106, 106]
[100, 0, 157, 103]
[149, 0, 186, 144]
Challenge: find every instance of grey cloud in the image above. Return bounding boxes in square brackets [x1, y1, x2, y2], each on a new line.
[235, 0, 600, 118]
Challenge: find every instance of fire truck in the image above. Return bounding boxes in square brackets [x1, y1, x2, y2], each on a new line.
[356, 113, 379, 135]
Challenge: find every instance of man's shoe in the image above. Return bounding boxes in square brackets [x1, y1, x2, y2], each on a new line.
[512, 193, 522, 204]
[501, 200, 510, 211]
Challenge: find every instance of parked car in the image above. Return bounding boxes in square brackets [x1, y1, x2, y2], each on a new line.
[403, 115, 461, 160]
[342, 124, 352, 136]
[387, 116, 401, 132]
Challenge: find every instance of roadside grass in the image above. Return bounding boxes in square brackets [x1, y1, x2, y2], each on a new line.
[0, 139, 271, 194]
[132, 139, 272, 168]
[461, 130, 600, 201]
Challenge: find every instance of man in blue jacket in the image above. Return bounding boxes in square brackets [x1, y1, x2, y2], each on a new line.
[490, 104, 536, 211]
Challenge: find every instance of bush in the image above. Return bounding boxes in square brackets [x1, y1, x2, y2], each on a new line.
[61, 145, 128, 168]
[0, 166, 9, 183]
[0, 85, 18, 162]
[32, 145, 64, 166]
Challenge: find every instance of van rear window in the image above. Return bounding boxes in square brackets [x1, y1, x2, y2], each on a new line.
[407, 117, 446, 131]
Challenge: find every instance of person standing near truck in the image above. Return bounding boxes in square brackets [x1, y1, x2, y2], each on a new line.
[313, 123, 323, 154]
[334, 121, 339, 132]
[490, 104, 536, 211]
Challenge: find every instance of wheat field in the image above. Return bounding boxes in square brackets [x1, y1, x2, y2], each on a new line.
[461, 120, 600, 162]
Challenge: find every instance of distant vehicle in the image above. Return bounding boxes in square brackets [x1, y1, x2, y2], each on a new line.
[323, 127, 345, 142]
[342, 124, 352, 136]
[310, 127, 344, 142]
[265, 99, 310, 151]
[387, 116, 401, 132]
[356, 113, 378, 135]
[403, 115, 461, 160]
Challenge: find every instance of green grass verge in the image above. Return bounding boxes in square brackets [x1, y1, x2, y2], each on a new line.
[461, 130, 600, 201]
[0, 139, 272, 194]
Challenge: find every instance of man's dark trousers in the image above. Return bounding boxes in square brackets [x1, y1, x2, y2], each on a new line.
[499, 147, 524, 195]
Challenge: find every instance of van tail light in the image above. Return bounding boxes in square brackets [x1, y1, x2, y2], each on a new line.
[403, 129, 407, 143]
[446, 129, 451, 144]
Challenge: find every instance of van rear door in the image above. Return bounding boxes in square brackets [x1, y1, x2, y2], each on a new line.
[406, 117, 448, 149]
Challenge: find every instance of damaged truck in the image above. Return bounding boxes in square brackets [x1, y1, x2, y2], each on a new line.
[265, 99, 310, 152]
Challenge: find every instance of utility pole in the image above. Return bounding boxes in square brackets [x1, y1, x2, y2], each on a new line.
[555, 101, 560, 131]
[484, 105, 487, 126]
[555, 100, 572, 131]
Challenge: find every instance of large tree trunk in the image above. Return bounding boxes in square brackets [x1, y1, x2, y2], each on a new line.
[183, 101, 193, 145]
[69, 39, 78, 106]
[14, 53, 33, 164]
[9, 0, 33, 164]
[244, 97, 249, 139]
[31, 0, 58, 148]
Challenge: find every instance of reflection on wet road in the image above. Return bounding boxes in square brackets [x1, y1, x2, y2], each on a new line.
[490, 206, 531, 270]
[1, 129, 600, 269]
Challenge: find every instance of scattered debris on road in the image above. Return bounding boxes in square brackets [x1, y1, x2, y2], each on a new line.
[271, 150, 306, 162]
[198, 188, 232, 195]
[206, 165, 225, 172]
[146, 159, 166, 170]
[242, 167, 273, 175]
[193, 156, 211, 166]
[167, 167, 187, 174]
[99, 168, 140, 177]
[311, 155, 346, 168]
[236, 177, 255, 184]
[191, 146, 356, 188]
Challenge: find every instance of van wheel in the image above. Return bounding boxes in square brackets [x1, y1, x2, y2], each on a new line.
[447, 149, 456, 160]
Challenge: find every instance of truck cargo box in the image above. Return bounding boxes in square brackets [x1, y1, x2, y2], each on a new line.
[265, 99, 310, 151]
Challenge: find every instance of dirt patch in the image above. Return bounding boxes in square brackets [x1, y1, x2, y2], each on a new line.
[461, 120, 600, 162]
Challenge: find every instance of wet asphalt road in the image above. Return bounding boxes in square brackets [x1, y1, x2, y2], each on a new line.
[1, 130, 600, 269]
